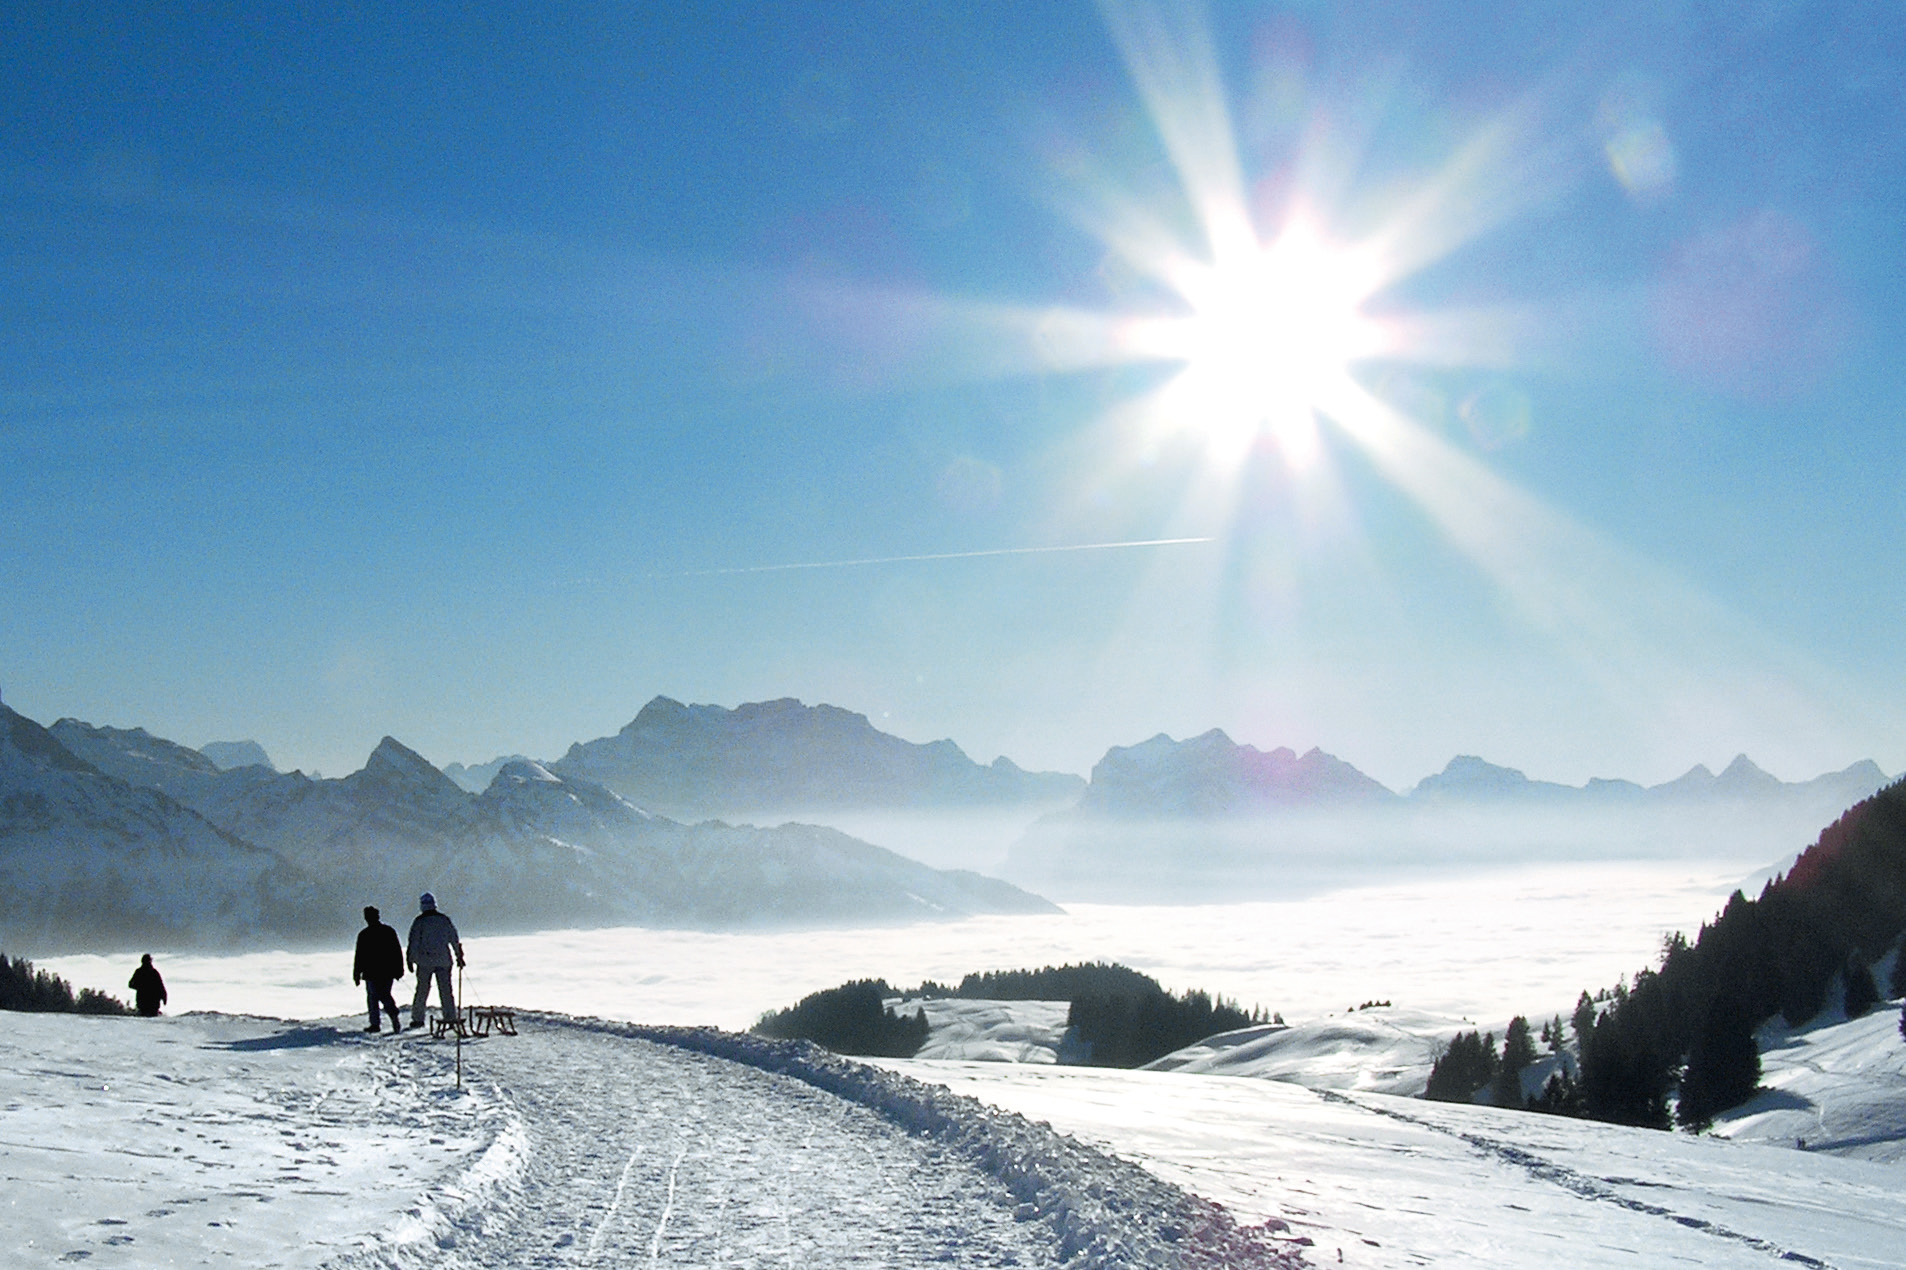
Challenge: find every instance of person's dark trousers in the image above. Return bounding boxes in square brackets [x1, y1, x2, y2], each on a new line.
[364, 977, 402, 1032]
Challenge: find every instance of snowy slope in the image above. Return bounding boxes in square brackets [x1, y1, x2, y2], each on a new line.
[1143, 1007, 1468, 1097]
[0, 1011, 520, 1268]
[893, 997, 1079, 1063]
[898, 1059, 1906, 1270]
[0, 705, 329, 952]
[0, 1010, 1299, 1269]
[1713, 1005, 1906, 1161]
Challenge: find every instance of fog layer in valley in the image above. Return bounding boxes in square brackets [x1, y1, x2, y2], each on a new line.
[40, 856, 1771, 1033]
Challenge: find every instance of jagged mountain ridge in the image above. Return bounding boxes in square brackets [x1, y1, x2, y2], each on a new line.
[1005, 730, 1896, 903]
[10, 711, 1057, 953]
[550, 695, 1086, 817]
[49, 718, 282, 811]
[1411, 753, 1889, 811]
[1075, 729, 1397, 817]
[449, 695, 1888, 821]
[1062, 731, 1891, 821]
[442, 753, 531, 794]
[1, 706, 333, 952]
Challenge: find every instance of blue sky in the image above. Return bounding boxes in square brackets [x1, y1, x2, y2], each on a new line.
[3, 1, 1902, 789]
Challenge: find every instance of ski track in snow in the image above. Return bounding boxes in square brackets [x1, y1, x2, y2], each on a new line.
[439, 1026, 1054, 1267]
[1318, 1092, 1833, 1269]
[341, 1016, 1302, 1270]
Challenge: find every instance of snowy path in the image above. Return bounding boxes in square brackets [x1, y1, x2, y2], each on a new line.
[443, 1026, 1058, 1267]
[4, 1012, 1299, 1269]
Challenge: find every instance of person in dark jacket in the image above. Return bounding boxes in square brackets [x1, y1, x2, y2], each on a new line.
[353, 906, 405, 1033]
[406, 892, 464, 1029]
[128, 954, 167, 1017]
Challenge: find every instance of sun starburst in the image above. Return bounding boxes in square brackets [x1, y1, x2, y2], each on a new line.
[1124, 216, 1393, 470]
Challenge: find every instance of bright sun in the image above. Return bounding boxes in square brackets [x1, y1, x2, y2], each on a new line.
[1134, 221, 1388, 470]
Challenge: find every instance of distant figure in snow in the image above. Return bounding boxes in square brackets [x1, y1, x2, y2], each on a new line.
[353, 906, 405, 1033]
[128, 954, 167, 1017]
[406, 892, 464, 1030]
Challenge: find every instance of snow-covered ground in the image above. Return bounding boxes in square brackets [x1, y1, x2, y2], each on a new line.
[1142, 1008, 1463, 1097]
[889, 1057, 1906, 1270]
[1716, 1006, 1906, 1162]
[8, 998, 1906, 1267]
[1, 1009, 1300, 1269]
[0, 1011, 516, 1267]
[898, 997, 1077, 1063]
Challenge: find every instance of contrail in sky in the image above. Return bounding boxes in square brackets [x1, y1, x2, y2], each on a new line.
[659, 536, 1216, 578]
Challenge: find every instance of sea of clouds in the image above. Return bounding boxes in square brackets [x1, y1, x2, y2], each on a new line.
[39, 856, 1773, 1032]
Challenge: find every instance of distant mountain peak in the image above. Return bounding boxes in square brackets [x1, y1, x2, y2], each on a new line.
[360, 737, 466, 800]
[1716, 753, 1781, 790]
[200, 739, 274, 772]
[1078, 729, 1395, 817]
[490, 758, 563, 787]
[2, 705, 100, 776]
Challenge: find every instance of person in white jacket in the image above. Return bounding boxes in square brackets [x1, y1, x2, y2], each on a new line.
[405, 892, 465, 1030]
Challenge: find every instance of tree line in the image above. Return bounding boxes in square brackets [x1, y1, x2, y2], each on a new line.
[1427, 777, 1906, 1128]
[0, 952, 131, 1015]
[753, 961, 1278, 1066]
[752, 979, 929, 1057]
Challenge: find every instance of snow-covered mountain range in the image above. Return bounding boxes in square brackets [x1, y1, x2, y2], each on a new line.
[0, 707, 327, 952]
[452, 700, 1888, 823]
[1068, 729, 1889, 819]
[12, 689, 1895, 941]
[3, 706, 1056, 956]
[547, 695, 1086, 818]
[1006, 730, 1895, 902]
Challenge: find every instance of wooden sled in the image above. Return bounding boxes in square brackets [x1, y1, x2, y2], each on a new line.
[430, 1006, 517, 1039]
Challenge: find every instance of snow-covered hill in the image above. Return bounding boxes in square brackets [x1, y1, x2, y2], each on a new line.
[1142, 1007, 1464, 1098]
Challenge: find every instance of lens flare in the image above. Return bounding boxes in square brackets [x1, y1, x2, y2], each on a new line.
[1127, 217, 1390, 470]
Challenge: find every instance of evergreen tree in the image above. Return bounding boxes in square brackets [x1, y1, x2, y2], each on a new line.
[1580, 1026, 1673, 1129]
[1065, 982, 1263, 1068]
[1492, 1016, 1537, 1108]
[1530, 1070, 1583, 1116]
[1572, 991, 1597, 1046]
[1426, 1030, 1499, 1102]
[1891, 936, 1906, 1000]
[1676, 996, 1760, 1130]
[1844, 959, 1879, 1019]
